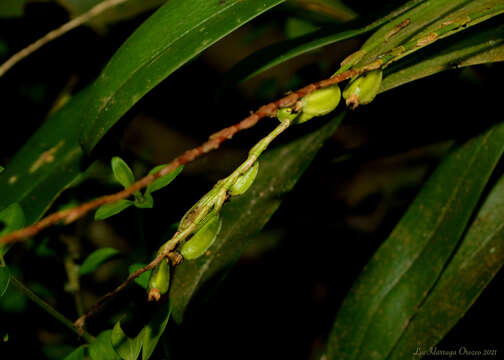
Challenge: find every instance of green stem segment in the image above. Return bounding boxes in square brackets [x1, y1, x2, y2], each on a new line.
[10, 275, 95, 343]
[152, 118, 292, 272]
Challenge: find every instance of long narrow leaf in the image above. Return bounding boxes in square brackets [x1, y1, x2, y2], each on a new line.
[327, 120, 504, 360]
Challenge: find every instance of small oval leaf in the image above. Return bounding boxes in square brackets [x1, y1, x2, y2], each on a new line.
[95, 200, 133, 220]
[146, 165, 183, 194]
[180, 215, 222, 260]
[111, 157, 135, 189]
[79, 248, 121, 276]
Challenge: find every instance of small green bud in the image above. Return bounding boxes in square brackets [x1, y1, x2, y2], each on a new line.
[180, 215, 222, 260]
[276, 107, 298, 122]
[342, 70, 382, 109]
[298, 85, 341, 123]
[229, 162, 259, 196]
[147, 258, 171, 301]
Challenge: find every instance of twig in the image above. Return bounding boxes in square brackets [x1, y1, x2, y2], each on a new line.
[75, 111, 294, 328]
[10, 275, 95, 343]
[0, 68, 359, 247]
[0, 0, 129, 78]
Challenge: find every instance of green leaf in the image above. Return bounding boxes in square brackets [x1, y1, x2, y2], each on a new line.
[111, 157, 135, 189]
[0, 266, 10, 298]
[58, 0, 165, 30]
[134, 193, 154, 209]
[79, 248, 121, 276]
[142, 301, 171, 360]
[0, 0, 28, 17]
[63, 345, 86, 360]
[0, 166, 4, 173]
[169, 112, 345, 323]
[387, 172, 504, 358]
[129, 263, 152, 290]
[95, 200, 134, 220]
[326, 120, 504, 360]
[112, 321, 143, 360]
[0, 203, 26, 256]
[89, 330, 121, 360]
[382, 21, 504, 92]
[80, 0, 286, 152]
[219, 0, 424, 88]
[145, 165, 183, 195]
[0, 88, 91, 224]
[352, 0, 504, 71]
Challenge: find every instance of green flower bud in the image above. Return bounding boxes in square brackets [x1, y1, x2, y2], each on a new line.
[298, 85, 341, 123]
[147, 258, 170, 302]
[229, 162, 259, 196]
[180, 215, 222, 260]
[276, 107, 298, 122]
[342, 70, 382, 109]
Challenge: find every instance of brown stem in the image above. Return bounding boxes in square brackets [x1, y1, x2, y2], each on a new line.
[0, 68, 358, 247]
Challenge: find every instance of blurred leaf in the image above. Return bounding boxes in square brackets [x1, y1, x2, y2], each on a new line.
[145, 165, 183, 195]
[142, 301, 170, 360]
[80, 0, 286, 152]
[388, 173, 504, 358]
[89, 330, 121, 360]
[0, 0, 28, 18]
[0, 88, 91, 224]
[95, 200, 134, 220]
[111, 157, 135, 189]
[79, 247, 121, 276]
[63, 346, 86, 360]
[219, 0, 424, 88]
[326, 120, 504, 360]
[169, 112, 345, 323]
[285, 18, 320, 39]
[0, 203, 26, 256]
[0, 266, 9, 298]
[134, 193, 153, 209]
[58, 0, 165, 29]
[112, 321, 143, 360]
[0, 166, 4, 173]
[129, 263, 152, 289]
[285, 0, 357, 23]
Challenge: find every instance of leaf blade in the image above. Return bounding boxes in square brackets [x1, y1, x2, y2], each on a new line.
[95, 200, 134, 221]
[79, 248, 121, 276]
[80, 0, 286, 152]
[326, 121, 504, 360]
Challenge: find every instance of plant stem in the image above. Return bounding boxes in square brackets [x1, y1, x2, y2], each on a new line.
[10, 275, 95, 343]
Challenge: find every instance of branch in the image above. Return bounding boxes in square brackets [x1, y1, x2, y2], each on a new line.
[0, 0, 129, 78]
[0, 67, 360, 247]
